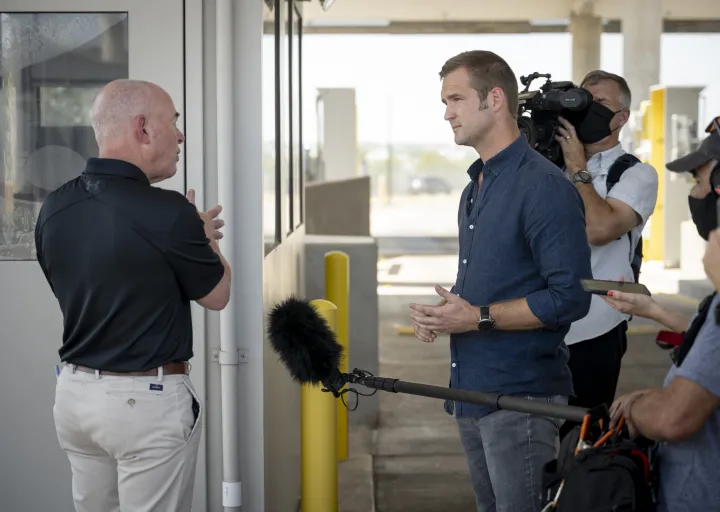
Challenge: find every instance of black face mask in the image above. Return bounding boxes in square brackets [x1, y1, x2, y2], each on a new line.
[572, 102, 617, 144]
[688, 192, 717, 240]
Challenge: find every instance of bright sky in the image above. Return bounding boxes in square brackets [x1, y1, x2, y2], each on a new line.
[287, 32, 720, 146]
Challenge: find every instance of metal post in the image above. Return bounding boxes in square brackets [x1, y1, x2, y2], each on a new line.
[303, 299, 339, 512]
[217, 0, 242, 508]
[324, 251, 349, 461]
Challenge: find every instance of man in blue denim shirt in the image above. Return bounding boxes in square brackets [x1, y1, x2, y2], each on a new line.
[410, 51, 592, 512]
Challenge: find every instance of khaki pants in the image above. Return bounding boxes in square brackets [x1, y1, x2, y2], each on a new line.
[53, 365, 203, 512]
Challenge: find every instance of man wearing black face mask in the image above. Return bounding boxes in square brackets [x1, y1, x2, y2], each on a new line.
[553, 70, 659, 440]
[666, 117, 720, 240]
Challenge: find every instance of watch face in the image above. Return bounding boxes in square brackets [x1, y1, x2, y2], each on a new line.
[575, 171, 591, 183]
[478, 319, 494, 331]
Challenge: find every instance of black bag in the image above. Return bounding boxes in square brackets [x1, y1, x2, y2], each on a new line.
[541, 423, 658, 512]
[606, 153, 643, 283]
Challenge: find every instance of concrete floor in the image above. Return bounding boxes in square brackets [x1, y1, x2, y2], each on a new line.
[339, 291, 700, 512]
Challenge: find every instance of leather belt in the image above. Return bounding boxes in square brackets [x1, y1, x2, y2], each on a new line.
[70, 361, 190, 377]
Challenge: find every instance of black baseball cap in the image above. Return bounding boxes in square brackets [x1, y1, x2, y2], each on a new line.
[666, 116, 720, 173]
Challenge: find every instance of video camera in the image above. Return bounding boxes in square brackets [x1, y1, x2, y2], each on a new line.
[517, 72, 594, 168]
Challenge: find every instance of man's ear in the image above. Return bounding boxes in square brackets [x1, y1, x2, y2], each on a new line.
[617, 108, 631, 129]
[489, 87, 505, 113]
[132, 115, 150, 143]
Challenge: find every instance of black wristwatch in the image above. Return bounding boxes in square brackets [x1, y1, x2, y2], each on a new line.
[477, 306, 495, 331]
[572, 170, 592, 184]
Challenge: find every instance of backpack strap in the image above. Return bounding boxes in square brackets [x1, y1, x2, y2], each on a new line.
[606, 153, 641, 193]
[606, 153, 643, 281]
[671, 292, 718, 367]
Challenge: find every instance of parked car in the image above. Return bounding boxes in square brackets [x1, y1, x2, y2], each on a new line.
[409, 175, 452, 195]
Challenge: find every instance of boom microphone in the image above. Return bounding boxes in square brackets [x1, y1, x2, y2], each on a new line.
[266, 296, 343, 385]
[267, 297, 607, 424]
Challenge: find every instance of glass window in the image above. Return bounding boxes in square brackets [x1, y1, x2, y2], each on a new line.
[280, 2, 290, 237]
[0, 12, 129, 261]
[290, 2, 303, 229]
[263, 0, 280, 254]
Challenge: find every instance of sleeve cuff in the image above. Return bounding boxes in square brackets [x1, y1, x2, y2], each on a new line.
[185, 263, 226, 301]
[526, 289, 557, 329]
[676, 366, 720, 400]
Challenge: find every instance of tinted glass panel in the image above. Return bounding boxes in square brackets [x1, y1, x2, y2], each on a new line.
[262, 1, 279, 254]
[0, 12, 129, 261]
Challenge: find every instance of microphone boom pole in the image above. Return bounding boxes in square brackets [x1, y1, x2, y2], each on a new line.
[267, 297, 608, 427]
[325, 369, 604, 424]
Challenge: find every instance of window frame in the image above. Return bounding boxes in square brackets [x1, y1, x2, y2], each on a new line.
[287, 0, 304, 233]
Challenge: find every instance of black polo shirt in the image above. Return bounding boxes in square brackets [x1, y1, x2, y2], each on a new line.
[35, 158, 225, 372]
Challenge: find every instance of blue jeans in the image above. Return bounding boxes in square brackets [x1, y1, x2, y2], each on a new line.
[456, 395, 567, 512]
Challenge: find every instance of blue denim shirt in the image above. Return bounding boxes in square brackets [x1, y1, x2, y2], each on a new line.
[446, 135, 592, 419]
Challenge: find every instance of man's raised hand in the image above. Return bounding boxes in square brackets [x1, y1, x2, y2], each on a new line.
[186, 188, 225, 242]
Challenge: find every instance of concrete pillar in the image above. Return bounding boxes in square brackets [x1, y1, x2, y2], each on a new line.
[570, 12, 602, 86]
[623, 0, 663, 110]
[316, 88, 358, 182]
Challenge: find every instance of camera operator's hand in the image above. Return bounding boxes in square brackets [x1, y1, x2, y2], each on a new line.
[703, 228, 720, 292]
[555, 117, 587, 175]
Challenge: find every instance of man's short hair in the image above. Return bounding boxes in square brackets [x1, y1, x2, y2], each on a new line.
[580, 70, 632, 110]
[439, 50, 519, 119]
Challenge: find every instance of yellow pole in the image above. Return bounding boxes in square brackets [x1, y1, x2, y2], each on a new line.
[647, 87, 666, 262]
[325, 251, 350, 461]
[302, 299, 338, 512]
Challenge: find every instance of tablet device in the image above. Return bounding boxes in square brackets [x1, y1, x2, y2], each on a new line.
[581, 279, 651, 296]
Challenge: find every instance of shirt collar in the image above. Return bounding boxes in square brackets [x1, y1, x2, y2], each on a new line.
[83, 157, 150, 186]
[587, 143, 624, 176]
[466, 134, 529, 182]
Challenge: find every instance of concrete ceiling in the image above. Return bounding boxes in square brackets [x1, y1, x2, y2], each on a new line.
[299, 0, 720, 33]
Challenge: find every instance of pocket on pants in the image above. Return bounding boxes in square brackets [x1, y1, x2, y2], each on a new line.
[525, 395, 567, 431]
[179, 379, 203, 444]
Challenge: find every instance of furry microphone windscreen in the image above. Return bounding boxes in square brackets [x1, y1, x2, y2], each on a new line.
[267, 297, 343, 385]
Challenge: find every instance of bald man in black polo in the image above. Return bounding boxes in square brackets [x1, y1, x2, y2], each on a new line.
[35, 79, 231, 512]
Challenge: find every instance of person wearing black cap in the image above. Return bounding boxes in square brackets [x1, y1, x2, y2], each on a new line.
[600, 117, 720, 512]
[666, 116, 720, 240]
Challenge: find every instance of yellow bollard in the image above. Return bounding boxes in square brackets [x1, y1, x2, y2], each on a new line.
[302, 299, 338, 512]
[325, 251, 350, 461]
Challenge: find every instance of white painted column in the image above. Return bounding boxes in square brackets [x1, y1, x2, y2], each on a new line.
[622, 0, 663, 109]
[232, 0, 266, 510]
[316, 88, 358, 182]
[570, 12, 602, 85]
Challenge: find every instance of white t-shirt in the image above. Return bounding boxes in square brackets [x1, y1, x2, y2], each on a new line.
[564, 143, 659, 345]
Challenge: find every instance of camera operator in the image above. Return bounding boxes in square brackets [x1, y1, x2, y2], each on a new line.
[554, 70, 659, 440]
[603, 118, 720, 512]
